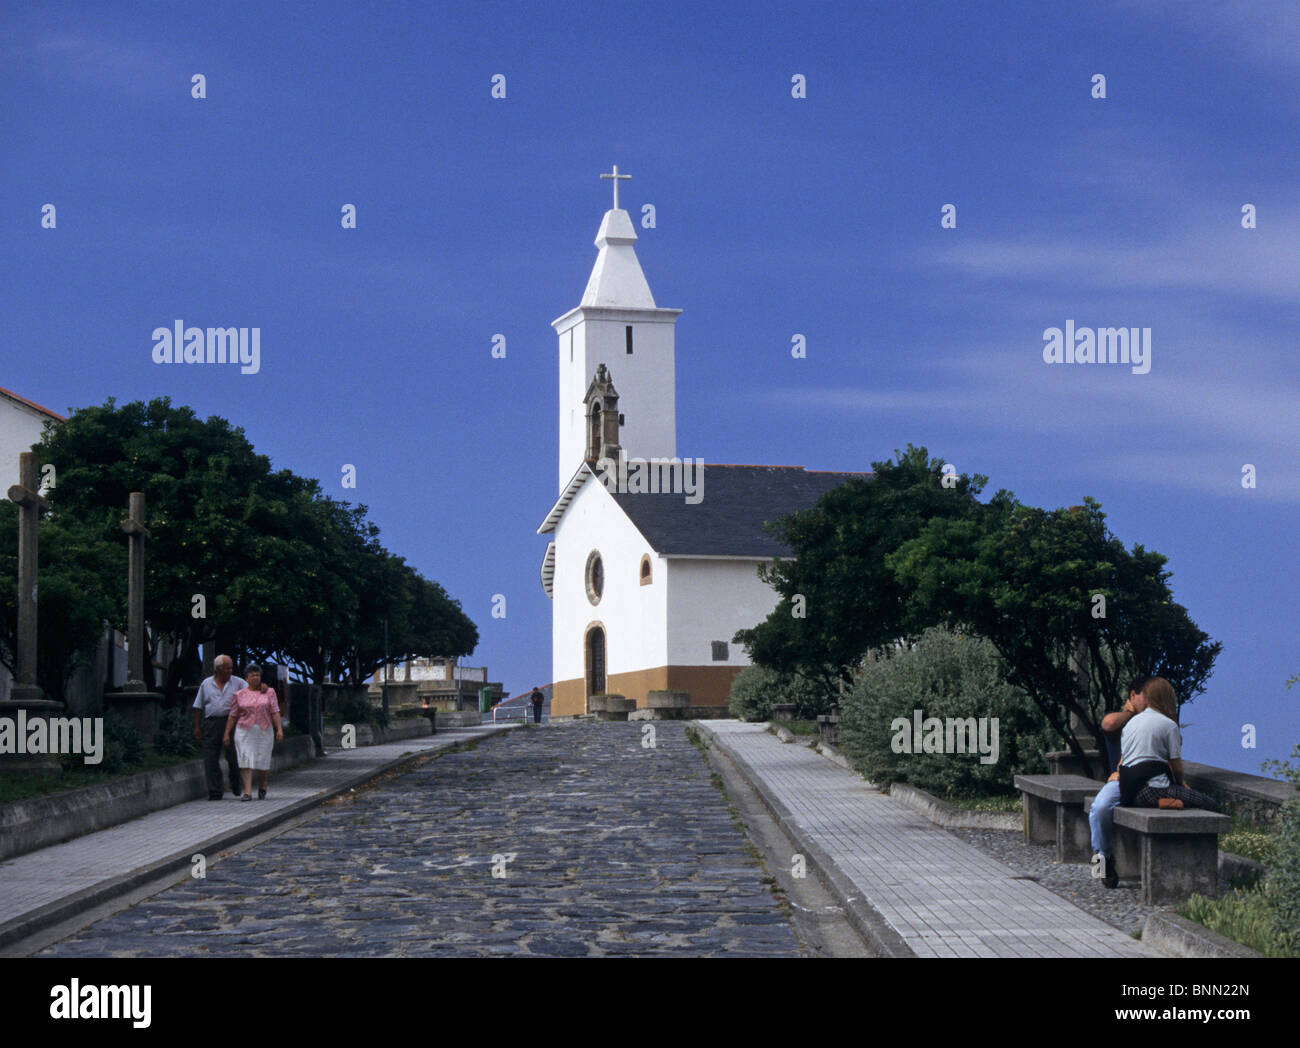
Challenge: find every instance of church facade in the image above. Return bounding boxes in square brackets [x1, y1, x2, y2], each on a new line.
[538, 174, 864, 719]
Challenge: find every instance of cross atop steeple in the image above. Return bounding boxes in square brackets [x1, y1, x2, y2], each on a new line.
[600, 165, 631, 211]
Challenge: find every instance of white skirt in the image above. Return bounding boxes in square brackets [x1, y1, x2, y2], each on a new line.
[234, 724, 274, 771]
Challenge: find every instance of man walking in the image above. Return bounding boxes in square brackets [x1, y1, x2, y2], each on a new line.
[192, 654, 247, 800]
[529, 685, 545, 725]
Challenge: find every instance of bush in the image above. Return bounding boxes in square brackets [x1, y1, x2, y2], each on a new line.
[1263, 743, 1300, 952]
[728, 665, 836, 722]
[154, 706, 199, 758]
[1181, 889, 1298, 958]
[84, 712, 146, 774]
[838, 625, 1056, 797]
[327, 690, 389, 729]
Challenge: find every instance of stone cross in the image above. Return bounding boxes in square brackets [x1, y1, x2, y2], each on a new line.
[600, 165, 631, 211]
[7, 452, 49, 698]
[120, 491, 153, 692]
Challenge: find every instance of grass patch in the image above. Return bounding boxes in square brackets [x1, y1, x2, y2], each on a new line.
[937, 789, 1021, 813]
[1221, 818, 1278, 865]
[1179, 888, 1298, 958]
[0, 752, 198, 806]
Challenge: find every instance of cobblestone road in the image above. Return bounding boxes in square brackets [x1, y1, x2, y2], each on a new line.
[38, 723, 803, 957]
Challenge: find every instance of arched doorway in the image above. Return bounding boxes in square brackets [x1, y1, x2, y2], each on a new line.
[585, 624, 606, 710]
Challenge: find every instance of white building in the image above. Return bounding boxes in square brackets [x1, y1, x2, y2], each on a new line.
[0, 386, 66, 702]
[0, 385, 62, 487]
[538, 175, 865, 718]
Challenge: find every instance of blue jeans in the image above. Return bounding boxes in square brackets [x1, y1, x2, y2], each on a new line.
[1089, 779, 1121, 855]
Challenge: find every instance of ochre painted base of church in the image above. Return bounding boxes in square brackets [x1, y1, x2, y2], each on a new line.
[551, 665, 745, 719]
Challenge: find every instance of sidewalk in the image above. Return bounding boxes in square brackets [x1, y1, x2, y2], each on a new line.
[696, 720, 1158, 958]
[0, 724, 515, 951]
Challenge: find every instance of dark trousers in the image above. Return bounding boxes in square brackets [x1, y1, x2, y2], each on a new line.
[202, 716, 240, 795]
[532, 704, 542, 724]
[1134, 782, 1219, 810]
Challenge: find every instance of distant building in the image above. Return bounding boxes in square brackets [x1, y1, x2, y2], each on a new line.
[369, 656, 505, 711]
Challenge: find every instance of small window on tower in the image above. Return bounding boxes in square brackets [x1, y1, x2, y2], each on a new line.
[711, 641, 729, 662]
[625, 325, 633, 354]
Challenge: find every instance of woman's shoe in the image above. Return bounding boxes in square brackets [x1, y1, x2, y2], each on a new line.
[240, 794, 253, 802]
[258, 788, 267, 799]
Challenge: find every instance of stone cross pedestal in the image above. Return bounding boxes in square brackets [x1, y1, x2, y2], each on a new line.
[1, 452, 63, 773]
[104, 491, 164, 747]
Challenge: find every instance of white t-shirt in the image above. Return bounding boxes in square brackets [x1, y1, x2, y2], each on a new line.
[1120, 708, 1181, 789]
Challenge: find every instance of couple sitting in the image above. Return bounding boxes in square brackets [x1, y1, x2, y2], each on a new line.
[1088, 675, 1218, 887]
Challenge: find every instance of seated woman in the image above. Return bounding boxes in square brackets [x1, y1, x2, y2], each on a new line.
[1118, 676, 1219, 813]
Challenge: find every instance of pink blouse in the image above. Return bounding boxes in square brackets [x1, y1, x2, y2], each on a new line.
[229, 687, 281, 731]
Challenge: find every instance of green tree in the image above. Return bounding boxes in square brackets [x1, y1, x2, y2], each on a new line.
[733, 445, 991, 692]
[887, 496, 1220, 775]
[3, 397, 477, 693]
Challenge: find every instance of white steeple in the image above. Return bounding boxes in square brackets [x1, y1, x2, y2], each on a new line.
[553, 166, 681, 492]
[580, 208, 656, 309]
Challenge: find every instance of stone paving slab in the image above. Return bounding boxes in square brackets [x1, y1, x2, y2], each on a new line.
[34, 722, 801, 957]
[697, 720, 1159, 958]
[0, 725, 513, 949]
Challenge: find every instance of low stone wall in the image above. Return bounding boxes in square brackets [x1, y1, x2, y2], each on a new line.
[1047, 751, 1296, 824]
[891, 782, 1021, 831]
[1182, 761, 1297, 825]
[321, 718, 434, 747]
[0, 735, 317, 863]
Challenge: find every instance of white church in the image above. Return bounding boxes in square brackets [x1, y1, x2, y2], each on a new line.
[538, 168, 865, 718]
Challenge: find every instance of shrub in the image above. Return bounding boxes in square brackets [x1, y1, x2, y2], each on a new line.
[838, 624, 1056, 797]
[328, 690, 388, 729]
[154, 706, 199, 758]
[1263, 743, 1300, 952]
[1180, 889, 1297, 958]
[728, 665, 836, 722]
[81, 712, 146, 774]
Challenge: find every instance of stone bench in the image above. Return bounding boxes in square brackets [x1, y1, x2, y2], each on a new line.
[1014, 774, 1102, 862]
[1112, 807, 1231, 905]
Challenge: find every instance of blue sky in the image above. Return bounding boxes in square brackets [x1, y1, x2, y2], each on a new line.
[2, 1, 1296, 773]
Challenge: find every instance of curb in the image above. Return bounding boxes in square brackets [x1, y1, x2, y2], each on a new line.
[1141, 910, 1264, 959]
[690, 722, 915, 958]
[889, 782, 1021, 831]
[0, 726, 513, 952]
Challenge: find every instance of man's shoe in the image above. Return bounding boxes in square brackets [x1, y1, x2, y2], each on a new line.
[258, 788, 267, 799]
[208, 792, 222, 801]
[240, 794, 253, 802]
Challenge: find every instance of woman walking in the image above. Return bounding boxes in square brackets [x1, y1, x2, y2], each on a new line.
[223, 663, 284, 801]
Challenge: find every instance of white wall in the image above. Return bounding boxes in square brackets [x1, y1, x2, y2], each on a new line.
[552, 476, 668, 686]
[0, 397, 56, 487]
[665, 558, 777, 667]
[555, 307, 679, 492]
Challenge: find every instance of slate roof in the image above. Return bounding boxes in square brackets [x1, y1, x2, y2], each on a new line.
[610, 464, 870, 558]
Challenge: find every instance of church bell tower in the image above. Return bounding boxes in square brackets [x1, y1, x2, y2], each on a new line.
[554, 166, 682, 492]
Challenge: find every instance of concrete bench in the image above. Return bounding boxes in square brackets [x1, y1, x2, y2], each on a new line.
[1112, 807, 1231, 905]
[1014, 774, 1101, 862]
